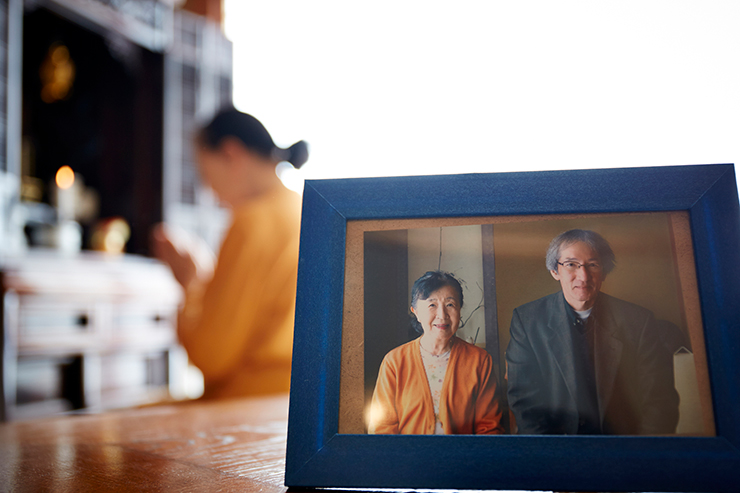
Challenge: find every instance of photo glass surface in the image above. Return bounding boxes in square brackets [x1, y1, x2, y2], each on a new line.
[339, 211, 714, 437]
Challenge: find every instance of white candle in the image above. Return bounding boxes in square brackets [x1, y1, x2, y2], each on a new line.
[54, 165, 75, 222]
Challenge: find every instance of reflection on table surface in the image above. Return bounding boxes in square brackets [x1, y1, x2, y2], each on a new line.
[0, 393, 638, 493]
[0, 394, 290, 492]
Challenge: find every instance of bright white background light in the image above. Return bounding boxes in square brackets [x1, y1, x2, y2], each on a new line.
[224, 1, 739, 191]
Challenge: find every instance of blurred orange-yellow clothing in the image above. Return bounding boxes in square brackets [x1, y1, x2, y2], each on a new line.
[369, 337, 504, 435]
[177, 185, 302, 399]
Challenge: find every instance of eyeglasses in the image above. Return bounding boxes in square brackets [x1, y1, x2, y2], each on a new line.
[557, 261, 602, 273]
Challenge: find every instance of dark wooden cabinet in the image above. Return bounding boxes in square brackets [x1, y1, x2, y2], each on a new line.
[0, 0, 232, 419]
[163, 7, 232, 251]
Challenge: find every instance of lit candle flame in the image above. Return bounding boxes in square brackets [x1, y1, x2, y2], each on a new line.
[55, 166, 75, 190]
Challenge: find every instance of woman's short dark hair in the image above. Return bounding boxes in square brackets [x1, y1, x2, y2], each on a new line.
[409, 271, 464, 334]
[199, 107, 309, 169]
[545, 229, 616, 274]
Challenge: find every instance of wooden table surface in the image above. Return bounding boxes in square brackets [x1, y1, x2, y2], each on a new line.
[0, 394, 295, 492]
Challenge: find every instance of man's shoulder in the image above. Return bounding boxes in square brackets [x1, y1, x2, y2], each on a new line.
[597, 292, 653, 320]
[513, 292, 563, 316]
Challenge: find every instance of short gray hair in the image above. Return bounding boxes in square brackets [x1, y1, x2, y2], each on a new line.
[545, 229, 616, 274]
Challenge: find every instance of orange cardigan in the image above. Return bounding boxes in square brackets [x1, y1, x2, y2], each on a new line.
[177, 186, 301, 399]
[368, 337, 504, 435]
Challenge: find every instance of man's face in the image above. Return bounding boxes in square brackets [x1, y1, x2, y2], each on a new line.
[550, 241, 606, 311]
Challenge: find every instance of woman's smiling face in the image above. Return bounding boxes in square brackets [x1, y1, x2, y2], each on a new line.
[411, 284, 461, 342]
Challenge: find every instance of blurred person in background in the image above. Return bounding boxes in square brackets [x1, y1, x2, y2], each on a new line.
[152, 107, 308, 399]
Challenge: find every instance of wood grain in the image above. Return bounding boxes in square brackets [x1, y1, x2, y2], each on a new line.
[0, 395, 292, 492]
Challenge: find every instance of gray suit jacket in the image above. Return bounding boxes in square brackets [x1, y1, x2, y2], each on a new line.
[506, 292, 679, 435]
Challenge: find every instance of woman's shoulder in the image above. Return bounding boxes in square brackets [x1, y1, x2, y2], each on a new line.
[228, 187, 302, 240]
[234, 187, 300, 219]
[452, 337, 491, 361]
[382, 338, 420, 362]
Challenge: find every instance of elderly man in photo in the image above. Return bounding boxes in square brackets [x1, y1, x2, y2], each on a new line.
[506, 229, 679, 435]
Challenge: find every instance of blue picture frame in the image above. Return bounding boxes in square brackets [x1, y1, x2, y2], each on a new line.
[285, 164, 740, 492]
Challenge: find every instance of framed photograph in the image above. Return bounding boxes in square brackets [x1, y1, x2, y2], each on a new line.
[286, 164, 740, 492]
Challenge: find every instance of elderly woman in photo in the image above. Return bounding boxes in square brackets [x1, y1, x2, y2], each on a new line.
[368, 271, 504, 435]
